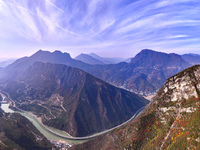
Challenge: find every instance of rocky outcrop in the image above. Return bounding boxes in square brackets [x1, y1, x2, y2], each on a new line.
[72, 65, 200, 150]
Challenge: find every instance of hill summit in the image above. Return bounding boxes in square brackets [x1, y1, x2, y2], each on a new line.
[130, 49, 188, 68]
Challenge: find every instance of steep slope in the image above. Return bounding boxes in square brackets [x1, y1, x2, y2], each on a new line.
[102, 49, 191, 96]
[0, 50, 103, 80]
[72, 65, 200, 150]
[0, 108, 55, 150]
[75, 53, 104, 65]
[0, 49, 191, 96]
[1, 62, 149, 137]
[181, 53, 200, 65]
[131, 49, 188, 67]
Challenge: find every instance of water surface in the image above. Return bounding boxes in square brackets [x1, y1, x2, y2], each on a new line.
[1, 104, 14, 113]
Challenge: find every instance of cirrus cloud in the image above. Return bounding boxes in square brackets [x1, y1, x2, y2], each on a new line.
[0, 0, 200, 58]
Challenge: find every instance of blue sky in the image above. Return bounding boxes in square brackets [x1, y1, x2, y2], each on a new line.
[0, 0, 200, 58]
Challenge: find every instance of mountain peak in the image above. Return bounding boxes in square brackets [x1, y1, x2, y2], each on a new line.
[132, 49, 167, 59]
[130, 49, 190, 68]
[28, 50, 72, 63]
[75, 53, 104, 65]
[1, 50, 79, 80]
[52, 50, 71, 59]
[52, 50, 62, 54]
[140, 49, 158, 53]
[155, 64, 200, 103]
[89, 53, 101, 59]
[32, 49, 50, 56]
[32, 50, 71, 58]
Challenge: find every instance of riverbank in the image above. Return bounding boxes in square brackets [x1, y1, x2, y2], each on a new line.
[0, 90, 145, 144]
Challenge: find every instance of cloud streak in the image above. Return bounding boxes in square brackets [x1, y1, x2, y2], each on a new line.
[0, 0, 200, 58]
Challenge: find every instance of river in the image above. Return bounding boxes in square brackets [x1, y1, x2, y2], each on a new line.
[0, 91, 144, 144]
[1, 103, 14, 113]
[20, 111, 86, 144]
[0, 102, 86, 144]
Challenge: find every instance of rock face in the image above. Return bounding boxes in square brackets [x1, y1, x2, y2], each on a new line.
[2, 62, 149, 137]
[156, 65, 200, 103]
[73, 65, 200, 150]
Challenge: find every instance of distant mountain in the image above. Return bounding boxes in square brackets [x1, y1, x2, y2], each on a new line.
[100, 49, 191, 96]
[0, 49, 192, 96]
[0, 108, 55, 150]
[0, 58, 16, 67]
[130, 49, 188, 68]
[0, 50, 104, 81]
[2, 62, 148, 137]
[72, 65, 200, 150]
[181, 53, 200, 65]
[75, 53, 104, 65]
[124, 57, 132, 63]
[89, 53, 126, 64]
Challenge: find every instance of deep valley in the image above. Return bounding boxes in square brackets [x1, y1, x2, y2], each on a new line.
[0, 49, 199, 150]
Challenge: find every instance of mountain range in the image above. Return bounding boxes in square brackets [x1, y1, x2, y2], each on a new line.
[89, 49, 191, 96]
[0, 49, 199, 149]
[181, 53, 200, 65]
[72, 65, 200, 150]
[88, 53, 130, 64]
[0, 58, 16, 67]
[1, 62, 148, 137]
[0, 50, 96, 81]
[75, 53, 104, 65]
[0, 49, 192, 97]
[75, 52, 130, 65]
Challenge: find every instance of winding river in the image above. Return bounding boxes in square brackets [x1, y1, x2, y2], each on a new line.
[0, 91, 144, 144]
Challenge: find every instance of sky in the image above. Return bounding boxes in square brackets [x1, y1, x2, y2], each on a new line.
[0, 0, 200, 59]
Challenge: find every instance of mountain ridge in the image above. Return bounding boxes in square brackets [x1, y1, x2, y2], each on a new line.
[181, 53, 200, 65]
[88, 53, 127, 64]
[0, 49, 192, 96]
[75, 53, 104, 65]
[1, 62, 149, 137]
[71, 64, 200, 150]
[103, 49, 191, 95]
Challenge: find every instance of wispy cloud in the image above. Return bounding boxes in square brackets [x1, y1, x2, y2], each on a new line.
[0, 0, 200, 58]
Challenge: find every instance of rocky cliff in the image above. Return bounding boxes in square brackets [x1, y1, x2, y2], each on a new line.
[72, 65, 200, 149]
